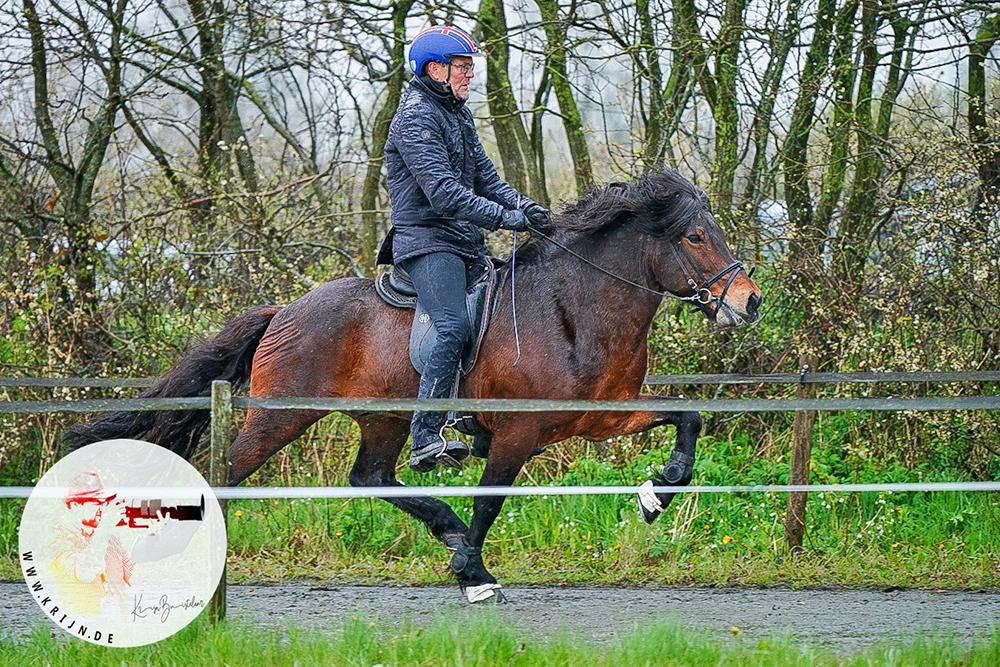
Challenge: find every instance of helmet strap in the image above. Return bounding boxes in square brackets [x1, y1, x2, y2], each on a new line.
[418, 73, 451, 99]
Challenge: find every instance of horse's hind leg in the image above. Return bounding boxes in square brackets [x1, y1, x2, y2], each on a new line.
[349, 414, 470, 541]
[230, 408, 328, 484]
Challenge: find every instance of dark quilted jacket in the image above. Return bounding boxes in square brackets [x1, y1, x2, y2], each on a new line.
[384, 76, 522, 264]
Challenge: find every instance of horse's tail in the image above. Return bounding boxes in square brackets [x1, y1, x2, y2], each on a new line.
[63, 305, 282, 460]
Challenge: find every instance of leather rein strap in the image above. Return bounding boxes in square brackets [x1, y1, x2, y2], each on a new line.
[527, 226, 744, 310]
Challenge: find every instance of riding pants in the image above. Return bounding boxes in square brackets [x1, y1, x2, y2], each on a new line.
[397, 251, 479, 407]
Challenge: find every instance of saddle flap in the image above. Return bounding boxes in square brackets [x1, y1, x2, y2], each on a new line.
[409, 262, 496, 376]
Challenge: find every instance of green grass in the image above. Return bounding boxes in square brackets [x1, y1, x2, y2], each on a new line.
[3, 432, 998, 587]
[2, 613, 999, 666]
[182, 429, 1000, 589]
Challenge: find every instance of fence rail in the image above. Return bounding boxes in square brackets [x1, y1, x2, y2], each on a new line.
[2, 370, 1000, 389]
[2, 395, 999, 415]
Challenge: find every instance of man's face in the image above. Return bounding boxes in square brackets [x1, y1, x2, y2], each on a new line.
[70, 501, 104, 538]
[427, 56, 475, 101]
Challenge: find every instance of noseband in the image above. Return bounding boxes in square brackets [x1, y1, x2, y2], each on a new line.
[670, 242, 744, 310]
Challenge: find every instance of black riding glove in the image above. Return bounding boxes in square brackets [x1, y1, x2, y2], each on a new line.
[499, 208, 531, 232]
[520, 199, 551, 230]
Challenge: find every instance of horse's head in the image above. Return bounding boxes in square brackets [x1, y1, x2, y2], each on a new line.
[632, 171, 762, 326]
[532, 169, 762, 326]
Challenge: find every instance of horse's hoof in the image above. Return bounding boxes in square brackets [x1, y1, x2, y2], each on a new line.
[637, 480, 664, 524]
[464, 583, 503, 604]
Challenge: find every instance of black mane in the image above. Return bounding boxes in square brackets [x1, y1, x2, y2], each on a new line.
[513, 168, 709, 263]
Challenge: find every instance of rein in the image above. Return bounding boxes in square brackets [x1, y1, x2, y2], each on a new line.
[526, 226, 744, 307]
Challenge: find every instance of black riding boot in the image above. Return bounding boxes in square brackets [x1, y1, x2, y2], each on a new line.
[410, 359, 470, 472]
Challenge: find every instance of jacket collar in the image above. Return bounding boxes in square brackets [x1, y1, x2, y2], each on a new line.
[411, 75, 465, 112]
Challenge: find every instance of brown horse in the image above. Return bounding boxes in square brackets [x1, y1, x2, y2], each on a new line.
[66, 169, 762, 602]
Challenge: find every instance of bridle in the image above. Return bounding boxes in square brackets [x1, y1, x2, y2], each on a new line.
[506, 225, 749, 367]
[527, 226, 747, 310]
[669, 241, 745, 309]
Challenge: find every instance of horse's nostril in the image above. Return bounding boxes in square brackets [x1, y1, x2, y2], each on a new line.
[747, 293, 762, 318]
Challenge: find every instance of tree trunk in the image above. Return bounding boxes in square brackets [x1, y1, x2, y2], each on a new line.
[359, 0, 414, 272]
[478, 0, 543, 200]
[189, 0, 230, 186]
[781, 0, 837, 251]
[636, 0, 665, 168]
[968, 12, 1000, 225]
[814, 0, 861, 237]
[742, 0, 803, 255]
[529, 68, 552, 206]
[24, 0, 126, 363]
[835, 0, 914, 295]
[710, 0, 749, 223]
[535, 0, 592, 196]
[968, 11, 1000, 361]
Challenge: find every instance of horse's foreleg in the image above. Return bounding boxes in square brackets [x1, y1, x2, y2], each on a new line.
[630, 406, 701, 524]
[596, 398, 701, 523]
[349, 415, 470, 540]
[450, 432, 536, 603]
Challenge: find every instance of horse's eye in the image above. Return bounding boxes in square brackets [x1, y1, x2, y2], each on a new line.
[687, 233, 703, 244]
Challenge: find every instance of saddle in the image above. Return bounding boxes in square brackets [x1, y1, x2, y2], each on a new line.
[374, 261, 499, 376]
[374, 258, 501, 439]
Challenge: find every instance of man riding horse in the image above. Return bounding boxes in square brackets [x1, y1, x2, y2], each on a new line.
[66, 26, 763, 606]
[382, 25, 550, 472]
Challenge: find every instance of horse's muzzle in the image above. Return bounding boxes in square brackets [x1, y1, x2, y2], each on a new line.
[716, 291, 762, 327]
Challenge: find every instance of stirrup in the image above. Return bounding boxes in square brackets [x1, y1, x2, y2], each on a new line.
[410, 438, 470, 472]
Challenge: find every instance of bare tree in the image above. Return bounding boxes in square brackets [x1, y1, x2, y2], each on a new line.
[966, 9, 1000, 359]
[968, 9, 1000, 224]
[535, 0, 593, 196]
[673, 0, 750, 221]
[835, 0, 922, 294]
[477, 0, 547, 202]
[20, 0, 130, 360]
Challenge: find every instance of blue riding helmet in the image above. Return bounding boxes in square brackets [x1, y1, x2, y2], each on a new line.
[407, 25, 483, 76]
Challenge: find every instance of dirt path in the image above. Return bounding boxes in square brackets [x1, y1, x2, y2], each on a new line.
[2, 582, 997, 653]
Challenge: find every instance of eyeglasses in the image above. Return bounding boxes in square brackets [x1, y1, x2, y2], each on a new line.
[447, 62, 475, 74]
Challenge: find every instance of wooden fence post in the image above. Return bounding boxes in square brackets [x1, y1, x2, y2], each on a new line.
[208, 380, 232, 623]
[784, 360, 816, 553]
